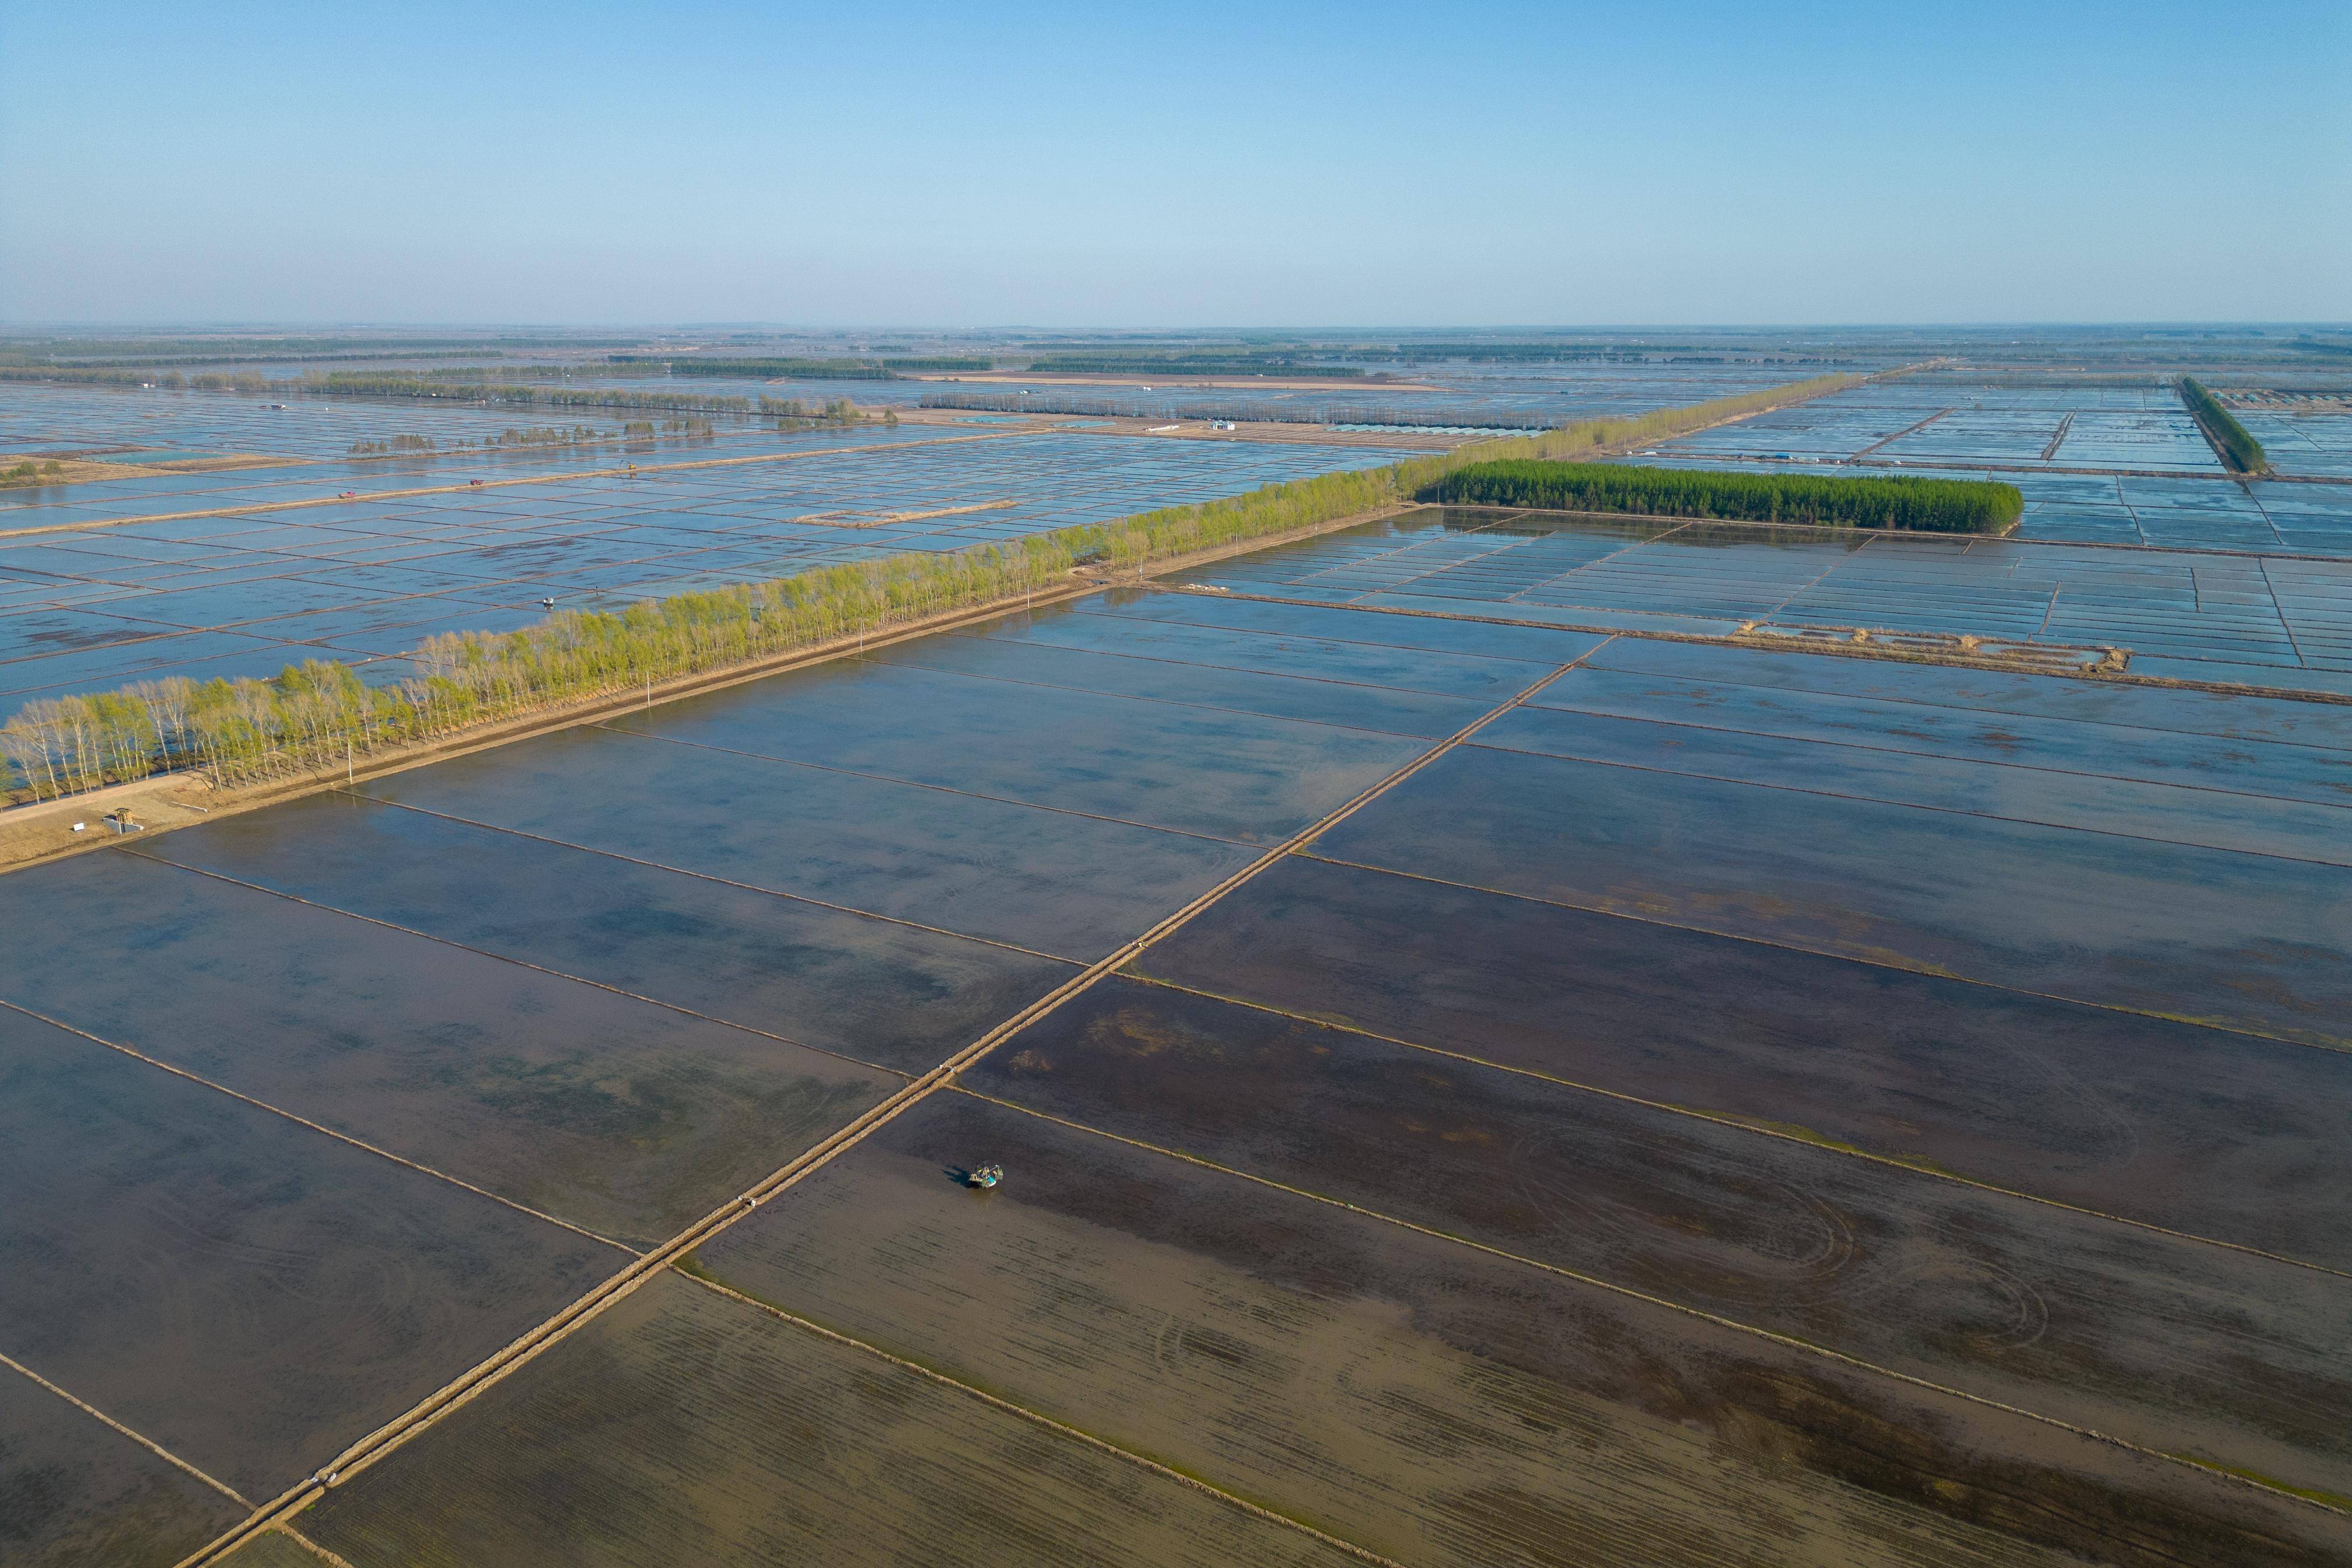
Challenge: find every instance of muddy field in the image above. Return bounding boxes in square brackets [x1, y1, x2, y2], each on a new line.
[296, 1271, 1364, 1568]
[5, 509, 2350, 1564]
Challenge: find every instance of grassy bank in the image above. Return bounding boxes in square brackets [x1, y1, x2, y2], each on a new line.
[1423, 460, 2022, 534]
[0, 372, 1867, 804]
[2179, 377, 2269, 475]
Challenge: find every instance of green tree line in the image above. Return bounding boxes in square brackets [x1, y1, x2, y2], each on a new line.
[0, 373, 1866, 804]
[305, 374, 761, 414]
[1423, 460, 2021, 533]
[2178, 377, 2270, 475]
[2, 459, 68, 487]
[921, 391, 1552, 429]
[659, 359, 895, 380]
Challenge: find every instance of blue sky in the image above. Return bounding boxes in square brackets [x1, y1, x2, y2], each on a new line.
[2, 1, 2345, 325]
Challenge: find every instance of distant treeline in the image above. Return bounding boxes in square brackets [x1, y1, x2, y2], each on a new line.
[617, 356, 894, 380]
[883, 357, 992, 372]
[56, 351, 492, 369]
[1423, 461, 2021, 534]
[0, 365, 187, 387]
[921, 390, 1549, 429]
[760, 396, 867, 425]
[306, 374, 758, 414]
[1, 372, 1871, 805]
[1394, 342, 1699, 361]
[1022, 356, 1366, 379]
[0, 366, 290, 393]
[2178, 377, 2269, 475]
[4, 335, 643, 359]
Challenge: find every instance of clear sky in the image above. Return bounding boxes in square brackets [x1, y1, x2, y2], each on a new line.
[2, 1, 2345, 326]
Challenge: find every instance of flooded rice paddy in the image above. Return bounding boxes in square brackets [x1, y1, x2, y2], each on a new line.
[1171, 506, 2352, 684]
[1632, 377, 2352, 553]
[0, 411, 1419, 720]
[4, 447, 2352, 1559]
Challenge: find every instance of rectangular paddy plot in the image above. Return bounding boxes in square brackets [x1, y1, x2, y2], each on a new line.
[1170, 505, 2352, 682]
[1308, 738, 2352, 1048]
[0, 1004, 617, 1504]
[965, 978, 2352, 1500]
[0, 849, 900, 1246]
[682, 1091, 2349, 1567]
[1629, 377, 2352, 554]
[355, 722, 1262, 961]
[602, 656, 1431, 844]
[0, 1363, 244, 1568]
[1656, 380, 2225, 474]
[1135, 852, 2352, 1271]
[144, 793, 1079, 1076]
[293, 1270, 1364, 1568]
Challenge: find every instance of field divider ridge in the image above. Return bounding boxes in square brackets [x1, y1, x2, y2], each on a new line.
[0, 1347, 251, 1509]
[0, 995, 639, 1255]
[1454, 727, 2352, 870]
[670, 1268, 1412, 1568]
[1153, 582, 2352, 707]
[173, 640, 1607, 1567]
[949, 1085, 2352, 1518]
[1293, 849, 2352, 1057]
[1115, 971, 2352, 1282]
[594, 729, 1259, 845]
[338, 794, 1079, 961]
[113, 846, 938, 1082]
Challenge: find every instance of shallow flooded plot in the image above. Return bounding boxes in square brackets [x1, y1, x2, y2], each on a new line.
[604, 658, 1429, 844]
[968, 596, 1576, 698]
[1134, 855, 2352, 1269]
[967, 979, 2352, 1499]
[1101, 581, 1614, 664]
[1311, 746, 2352, 1048]
[872, 629, 1493, 738]
[695, 1092, 2347, 1568]
[0, 1005, 617, 1500]
[1476, 708, 2352, 864]
[1534, 664, 2352, 808]
[299, 1270, 1360, 1568]
[148, 796, 1076, 1074]
[0, 852, 897, 1245]
[0, 1368, 244, 1568]
[359, 725, 1258, 959]
[1584, 637, 2352, 751]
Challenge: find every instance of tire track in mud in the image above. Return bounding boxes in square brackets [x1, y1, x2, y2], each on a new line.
[949, 1086, 2351, 1521]
[175, 645, 1607, 1566]
[671, 1268, 1412, 1568]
